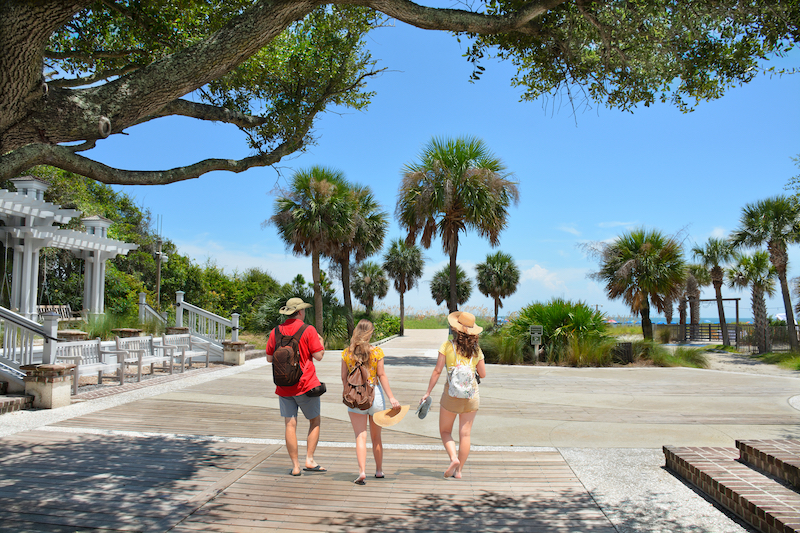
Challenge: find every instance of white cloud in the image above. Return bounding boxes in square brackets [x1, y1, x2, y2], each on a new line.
[710, 227, 728, 239]
[521, 264, 565, 291]
[557, 224, 581, 236]
[175, 239, 312, 284]
[598, 221, 638, 228]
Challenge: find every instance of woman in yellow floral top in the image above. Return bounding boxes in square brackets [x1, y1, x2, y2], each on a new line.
[341, 319, 400, 485]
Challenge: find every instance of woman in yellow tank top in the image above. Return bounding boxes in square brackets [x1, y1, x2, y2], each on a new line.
[419, 311, 487, 479]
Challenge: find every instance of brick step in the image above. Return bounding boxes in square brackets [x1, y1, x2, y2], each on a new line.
[738, 440, 800, 492]
[664, 445, 800, 533]
[0, 394, 34, 415]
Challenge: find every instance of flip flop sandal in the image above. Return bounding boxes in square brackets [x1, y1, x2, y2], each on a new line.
[415, 396, 432, 419]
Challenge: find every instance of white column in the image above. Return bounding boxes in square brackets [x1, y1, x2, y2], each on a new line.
[90, 252, 103, 315]
[20, 233, 33, 320]
[30, 245, 40, 318]
[10, 243, 22, 312]
[83, 253, 94, 315]
[97, 254, 106, 314]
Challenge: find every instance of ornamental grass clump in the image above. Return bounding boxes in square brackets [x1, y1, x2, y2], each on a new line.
[479, 330, 532, 365]
[563, 335, 617, 367]
[631, 340, 708, 368]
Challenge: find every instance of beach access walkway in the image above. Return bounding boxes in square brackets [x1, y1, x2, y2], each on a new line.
[1, 329, 799, 532]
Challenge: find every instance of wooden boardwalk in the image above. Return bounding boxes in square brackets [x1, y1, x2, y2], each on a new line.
[0, 429, 612, 532]
[0, 364, 616, 532]
[5, 332, 797, 532]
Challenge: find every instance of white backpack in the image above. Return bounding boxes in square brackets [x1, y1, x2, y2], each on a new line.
[446, 343, 477, 399]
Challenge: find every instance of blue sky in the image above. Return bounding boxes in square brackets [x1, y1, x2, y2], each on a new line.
[87, 19, 800, 321]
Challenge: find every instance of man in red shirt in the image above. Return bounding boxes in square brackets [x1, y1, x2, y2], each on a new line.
[266, 297, 326, 476]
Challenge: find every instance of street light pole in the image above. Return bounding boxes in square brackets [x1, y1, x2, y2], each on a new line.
[155, 238, 162, 310]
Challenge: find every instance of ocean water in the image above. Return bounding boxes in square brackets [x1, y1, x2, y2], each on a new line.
[607, 316, 756, 325]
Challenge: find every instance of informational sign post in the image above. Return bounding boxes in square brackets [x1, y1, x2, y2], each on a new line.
[530, 325, 543, 354]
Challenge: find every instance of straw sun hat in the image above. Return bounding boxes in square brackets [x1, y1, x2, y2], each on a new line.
[372, 405, 410, 428]
[447, 311, 483, 335]
[279, 297, 312, 315]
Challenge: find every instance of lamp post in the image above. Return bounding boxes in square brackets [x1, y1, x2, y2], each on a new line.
[154, 239, 168, 310]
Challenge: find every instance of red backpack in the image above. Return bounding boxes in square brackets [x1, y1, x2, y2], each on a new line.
[271, 324, 308, 387]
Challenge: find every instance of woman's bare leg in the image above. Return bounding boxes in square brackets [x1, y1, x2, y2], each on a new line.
[439, 407, 460, 477]
[349, 412, 368, 483]
[454, 411, 477, 479]
[369, 416, 384, 477]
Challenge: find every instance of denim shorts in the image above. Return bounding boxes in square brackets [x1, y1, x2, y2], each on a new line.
[279, 393, 321, 419]
[347, 383, 386, 416]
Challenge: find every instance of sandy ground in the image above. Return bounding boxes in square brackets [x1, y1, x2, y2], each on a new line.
[703, 348, 800, 377]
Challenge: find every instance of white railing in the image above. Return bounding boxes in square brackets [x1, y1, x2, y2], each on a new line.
[137, 292, 167, 325]
[175, 291, 238, 345]
[0, 306, 58, 384]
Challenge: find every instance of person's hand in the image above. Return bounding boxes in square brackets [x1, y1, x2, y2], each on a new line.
[419, 393, 429, 405]
[389, 397, 401, 409]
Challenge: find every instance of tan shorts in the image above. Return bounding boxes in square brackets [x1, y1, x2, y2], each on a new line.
[440, 390, 479, 414]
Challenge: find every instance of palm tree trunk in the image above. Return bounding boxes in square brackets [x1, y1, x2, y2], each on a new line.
[448, 242, 458, 313]
[678, 295, 687, 341]
[641, 298, 653, 340]
[311, 251, 324, 336]
[664, 296, 673, 325]
[713, 276, 729, 346]
[777, 271, 798, 351]
[494, 297, 500, 326]
[752, 286, 768, 354]
[340, 259, 354, 337]
[769, 242, 798, 351]
[399, 291, 405, 336]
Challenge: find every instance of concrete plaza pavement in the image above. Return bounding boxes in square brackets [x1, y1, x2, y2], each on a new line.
[1, 328, 799, 532]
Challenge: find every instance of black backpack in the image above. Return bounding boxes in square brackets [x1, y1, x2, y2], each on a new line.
[271, 324, 308, 387]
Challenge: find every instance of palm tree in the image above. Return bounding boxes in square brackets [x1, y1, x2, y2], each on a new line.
[591, 228, 686, 340]
[327, 182, 388, 336]
[727, 251, 776, 353]
[430, 264, 472, 309]
[397, 135, 519, 313]
[269, 166, 353, 334]
[350, 261, 388, 317]
[683, 264, 711, 341]
[692, 238, 734, 345]
[476, 251, 520, 326]
[383, 239, 424, 336]
[730, 195, 800, 351]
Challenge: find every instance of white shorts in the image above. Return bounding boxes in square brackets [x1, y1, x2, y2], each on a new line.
[347, 383, 386, 416]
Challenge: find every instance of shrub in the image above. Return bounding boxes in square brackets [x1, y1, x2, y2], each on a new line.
[480, 329, 533, 365]
[631, 340, 708, 368]
[373, 313, 400, 340]
[508, 297, 607, 350]
[563, 336, 616, 367]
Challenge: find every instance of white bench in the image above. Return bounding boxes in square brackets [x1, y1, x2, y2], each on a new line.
[54, 337, 123, 395]
[115, 335, 173, 382]
[37, 304, 85, 324]
[158, 334, 211, 372]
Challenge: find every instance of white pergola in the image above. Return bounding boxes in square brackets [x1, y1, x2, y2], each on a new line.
[0, 176, 138, 321]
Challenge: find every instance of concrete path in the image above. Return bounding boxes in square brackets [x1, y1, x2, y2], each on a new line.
[1, 328, 798, 532]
